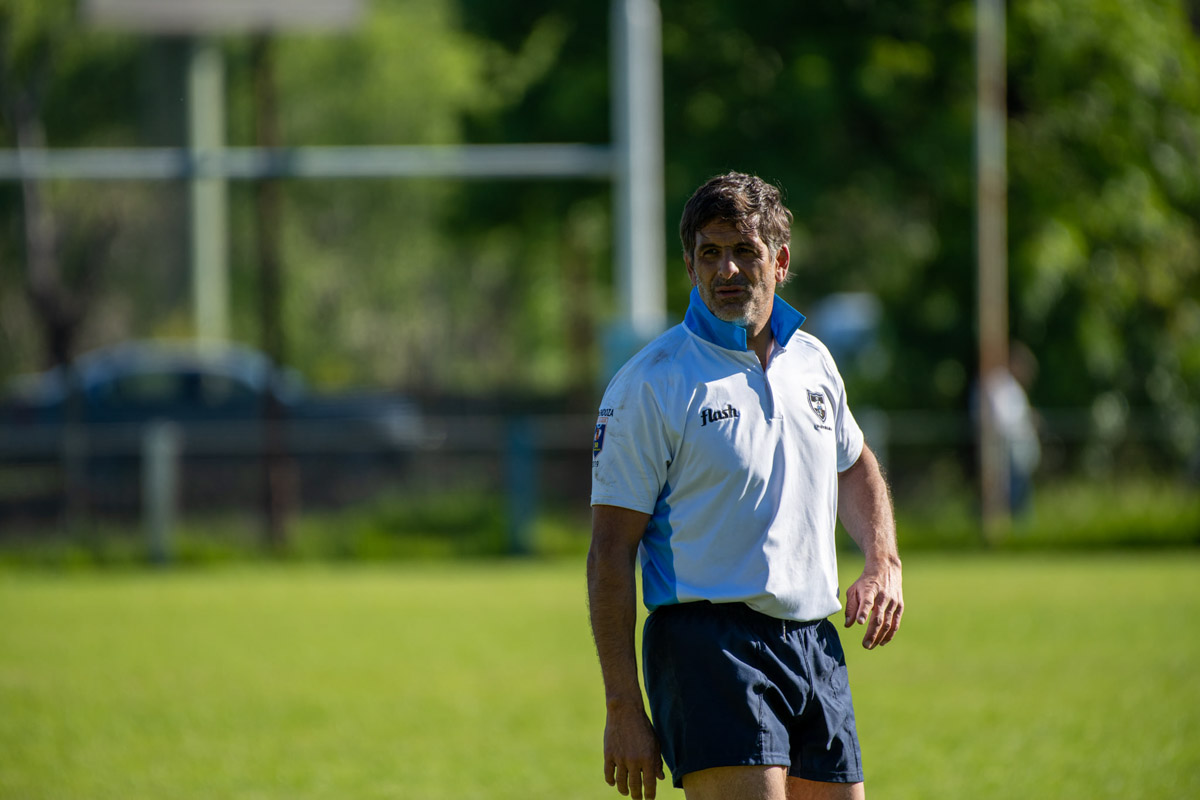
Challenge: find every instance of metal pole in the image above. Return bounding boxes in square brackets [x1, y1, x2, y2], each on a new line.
[143, 420, 182, 565]
[188, 37, 230, 345]
[610, 0, 666, 366]
[976, 0, 1010, 541]
[505, 416, 537, 556]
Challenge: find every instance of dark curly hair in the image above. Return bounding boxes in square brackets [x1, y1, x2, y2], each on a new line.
[679, 172, 793, 262]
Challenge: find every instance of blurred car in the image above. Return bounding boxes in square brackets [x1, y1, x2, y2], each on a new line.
[0, 340, 425, 514]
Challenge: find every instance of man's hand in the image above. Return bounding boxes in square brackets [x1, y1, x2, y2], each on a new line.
[590, 505, 661, 797]
[844, 557, 903, 649]
[837, 444, 903, 650]
[603, 701, 664, 799]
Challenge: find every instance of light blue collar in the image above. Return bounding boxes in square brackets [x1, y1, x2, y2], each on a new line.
[683, 286, 805, 352]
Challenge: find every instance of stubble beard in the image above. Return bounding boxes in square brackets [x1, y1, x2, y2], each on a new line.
[704, 280, 772, 332]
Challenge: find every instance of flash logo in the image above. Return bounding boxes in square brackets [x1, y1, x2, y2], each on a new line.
[700, 404, 740, 426]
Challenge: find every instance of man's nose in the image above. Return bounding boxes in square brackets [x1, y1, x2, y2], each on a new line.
[717, 250, 739, 277]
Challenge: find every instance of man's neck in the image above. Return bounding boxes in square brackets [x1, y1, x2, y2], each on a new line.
[746, 321, 774, 368]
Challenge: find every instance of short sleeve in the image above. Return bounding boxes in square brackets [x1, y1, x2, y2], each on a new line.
[829, 356, 864, 473]
[590, 372, 673, 514]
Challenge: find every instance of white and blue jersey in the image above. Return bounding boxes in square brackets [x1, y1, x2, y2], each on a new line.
[591, 288, 864, 622]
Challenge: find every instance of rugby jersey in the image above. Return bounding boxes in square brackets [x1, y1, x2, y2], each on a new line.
[591, 287, 864, 622]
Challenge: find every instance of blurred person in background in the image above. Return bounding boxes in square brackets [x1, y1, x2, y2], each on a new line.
[982, 341, 1042, 518]
[587, 172, 903, 800]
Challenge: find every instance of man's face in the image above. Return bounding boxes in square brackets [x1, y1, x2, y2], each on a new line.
[686, 219, 789, 334]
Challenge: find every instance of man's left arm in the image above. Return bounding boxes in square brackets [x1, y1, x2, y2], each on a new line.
[838, 443, 904, 650]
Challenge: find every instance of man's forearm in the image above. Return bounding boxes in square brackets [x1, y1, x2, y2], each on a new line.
[839, 444, 905, 648]
[587, 505, 664, 797]
[586, 538, 644, 707]
[838, 444, 900, 567]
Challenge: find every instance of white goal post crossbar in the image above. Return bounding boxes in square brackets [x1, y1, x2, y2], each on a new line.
[0, 0, 667, 360]
[0, 144, 615, 181]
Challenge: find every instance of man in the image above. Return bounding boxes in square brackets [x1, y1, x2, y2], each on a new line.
[587, 172, 903, 800]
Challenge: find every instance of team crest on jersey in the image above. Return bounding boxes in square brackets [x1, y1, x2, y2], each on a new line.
[593, 423, 606, 459]
[807, 390, 827, 423]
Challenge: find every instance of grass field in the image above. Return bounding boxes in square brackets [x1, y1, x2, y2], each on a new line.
[1, 551, 1198, 799]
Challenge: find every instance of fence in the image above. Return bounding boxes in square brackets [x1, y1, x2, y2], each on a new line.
[0, 406, 1194, 554]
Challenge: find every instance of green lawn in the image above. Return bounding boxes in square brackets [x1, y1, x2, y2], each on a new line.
[1, 552, 1198, 799]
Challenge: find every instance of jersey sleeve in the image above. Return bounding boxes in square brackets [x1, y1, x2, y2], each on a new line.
[828, 352, 865, 473]
[590, 370, 673, 515]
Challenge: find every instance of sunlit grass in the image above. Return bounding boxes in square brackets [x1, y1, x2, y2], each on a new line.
[0, 562, 606, 799]
[844, 550, 1200, 799]
[2, 552, 1198, 799]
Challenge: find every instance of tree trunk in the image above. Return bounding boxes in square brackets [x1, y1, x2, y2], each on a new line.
[252, 35, 295, 552]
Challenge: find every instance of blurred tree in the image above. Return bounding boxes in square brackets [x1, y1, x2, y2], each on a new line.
[657, 0, 978, 411]
[447, 1, 613, 400]
[219, 0, 606, 397]
[1, 0, 1197, 476]
[1008, 0, 1200, 466]
[0, 0, 141, 372]
[651, 0, 1199, 472]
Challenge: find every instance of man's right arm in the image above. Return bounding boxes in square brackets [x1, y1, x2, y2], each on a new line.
[587, 503, 663, 800]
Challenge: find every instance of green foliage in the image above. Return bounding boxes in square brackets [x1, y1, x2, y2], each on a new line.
[226, 1, 611, 393]
[0, 0, 1198, 465]
[444, 1, 614, 394]
[655, 0, 1200, 449]
[884, 475, 1200, 550]
[291, 490, 511, 560]
[1, 475, 1196, 570]
[0, 0, 80, 86]
[222, 0, 519, 389]
[658, 0, 980, 412]
[0, 0, 148, 372]
[1008, 0, 1200, 434]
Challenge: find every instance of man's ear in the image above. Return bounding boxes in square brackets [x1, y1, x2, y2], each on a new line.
[775, 245, 790, 284]
[685, 253, 698, 286]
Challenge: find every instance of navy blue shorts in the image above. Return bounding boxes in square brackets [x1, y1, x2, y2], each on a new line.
[642, 601, 864, 788]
